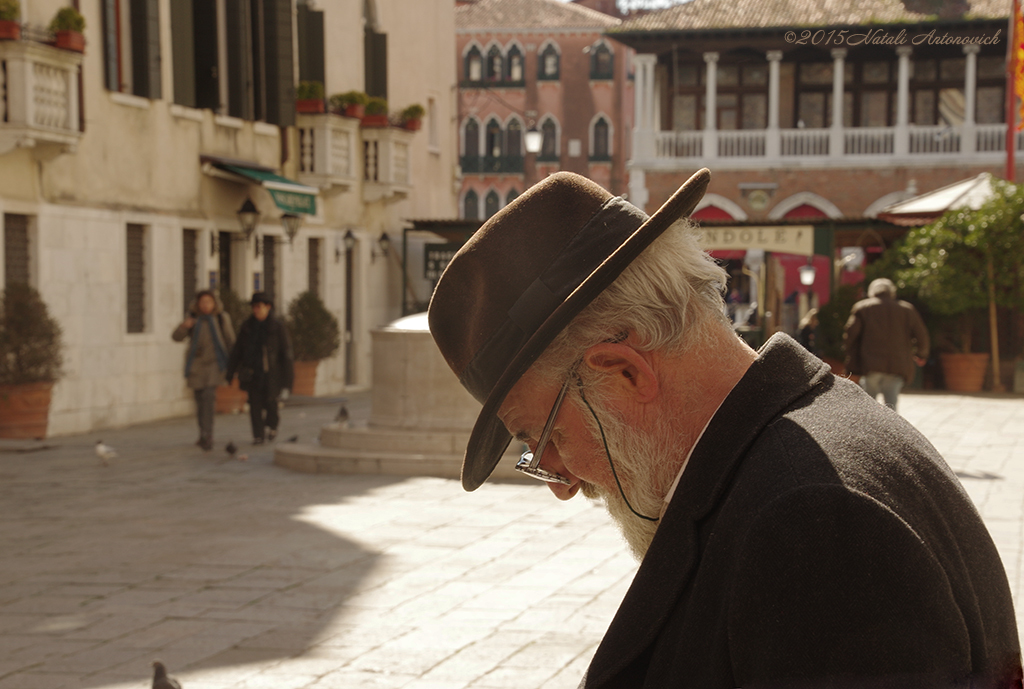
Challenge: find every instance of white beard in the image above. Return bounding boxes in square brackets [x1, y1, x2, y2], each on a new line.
[578, 400, 685, 561]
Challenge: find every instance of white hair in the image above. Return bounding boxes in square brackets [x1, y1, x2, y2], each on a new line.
[868, 278, 896, 298]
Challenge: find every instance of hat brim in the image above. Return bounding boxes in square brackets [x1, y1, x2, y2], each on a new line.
[461, 168, 712, 491]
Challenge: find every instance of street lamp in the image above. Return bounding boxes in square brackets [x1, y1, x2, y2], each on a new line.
[281, 213, 302, 245]
[798, 262, 817, 287]
[525, 126, 543, 154]
[372, 232, 390, 263]
[237, 199, 260, 243]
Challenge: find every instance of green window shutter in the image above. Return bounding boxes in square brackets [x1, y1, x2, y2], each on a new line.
[365, 28, 387, 100]
[297, 2, 325, 85]
[170, 0, 195, 107]
[225, 0, 253, 120]
[192, 0, 219, 110]
[130, 0, 162, 99]
[263, 0, 295, 127]
[101, 0, 119, 91]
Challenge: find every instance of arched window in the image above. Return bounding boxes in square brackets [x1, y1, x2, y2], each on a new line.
[486, 45, 503, 82]
[506, 45, 524, 83]
[463, 119, 480, 171]
[538, 43, 560, 80]
[592, 117, 610, 159]
[540, 119, 558, 160]
[463, 190, 479, 220]
[485, 118, 503, 159]
[506, 188, 520, 205]
[464, 46, 482, 82]
[591, 43, 613, 80]
[507, 119, 523, 158]
[485, 190, 501, 219]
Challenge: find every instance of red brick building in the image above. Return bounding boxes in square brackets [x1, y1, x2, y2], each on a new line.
[456, 0, 634, 220]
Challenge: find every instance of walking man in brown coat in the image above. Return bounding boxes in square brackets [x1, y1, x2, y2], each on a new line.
[844, 278, 929, 412]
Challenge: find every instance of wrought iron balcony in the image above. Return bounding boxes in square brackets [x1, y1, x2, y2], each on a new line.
[460, 155, 524, 174]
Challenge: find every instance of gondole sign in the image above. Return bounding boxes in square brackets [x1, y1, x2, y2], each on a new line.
[697, 225, 815, 256]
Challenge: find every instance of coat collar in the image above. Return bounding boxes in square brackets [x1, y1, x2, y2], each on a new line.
[584, 333, 832, 687]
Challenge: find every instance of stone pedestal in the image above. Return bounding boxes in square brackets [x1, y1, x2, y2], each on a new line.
[274, 313, 524, 481]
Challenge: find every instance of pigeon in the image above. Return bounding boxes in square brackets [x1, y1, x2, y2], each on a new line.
[151, 660, 182, 689]
[285, 435, 299, 443]
[225, 441, 237, 456]
[94, 440, 117, 466]
[335, 404, 349, 423]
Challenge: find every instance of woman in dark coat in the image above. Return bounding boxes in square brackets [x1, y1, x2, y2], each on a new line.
[226, 292, 294, 444]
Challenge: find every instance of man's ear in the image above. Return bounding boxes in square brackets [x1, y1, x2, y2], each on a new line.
[582, 342, 659, 403]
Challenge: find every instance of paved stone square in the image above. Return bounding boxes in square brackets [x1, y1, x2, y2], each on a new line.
[0, 391, 1021, 689]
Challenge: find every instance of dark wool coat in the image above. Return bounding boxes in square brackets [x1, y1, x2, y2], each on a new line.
[226, 314, 294, 398]
[844, 293, 929, 382]
[172, 295, 235, 390]
[582, 335, 1020, 689]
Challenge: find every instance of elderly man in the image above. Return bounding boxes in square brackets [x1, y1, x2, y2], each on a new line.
[428, 170, 1020, 689]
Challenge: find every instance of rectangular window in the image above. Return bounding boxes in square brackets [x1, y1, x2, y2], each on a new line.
[126, 224, 146, 333]
[308, 237, 321, 297]
[263, 235, 277, 304]
[218, 231, 233, 293]
[297, 0, 325, 86]
[103, 0, 162, 98]
[183, 229, 198, 315]
[4, 214, 30, 287]
[365, 26, 388, 100]
[428, 97, 438, 149]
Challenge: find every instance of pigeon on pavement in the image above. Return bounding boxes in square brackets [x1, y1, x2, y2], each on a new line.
[225, 441, 237, 456]
[335, 404, 349, 423]
[94, 440, 117, 466]
[285, 435, 299, 443]
[151, 660, 182, 689]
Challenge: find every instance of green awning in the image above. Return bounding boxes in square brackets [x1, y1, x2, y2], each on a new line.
[218, 163, 318, 215]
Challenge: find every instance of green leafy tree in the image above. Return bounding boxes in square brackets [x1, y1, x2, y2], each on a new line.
[0, 283, 63, 385]
[286, 291, 341, 362]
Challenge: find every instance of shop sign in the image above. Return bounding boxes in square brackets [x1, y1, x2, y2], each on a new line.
[697, 225, 814, 255]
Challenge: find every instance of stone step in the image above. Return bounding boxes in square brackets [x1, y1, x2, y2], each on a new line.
[319, 422, 526, 457]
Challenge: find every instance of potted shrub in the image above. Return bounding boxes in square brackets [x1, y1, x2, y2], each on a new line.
[361, 96, 389, 127]
[0, 283, 63, 439]
[295, 80, 325, 114]
[400, 103, 425, 131]
[215, 287, 250, 413]
[886, 179, 1024, 391]
[0, 0, 21, 41]
[330, 90, 368, 118]
[815, 283, 859, 377]
[49, 6, 85, 52]
[285, 291, 340, 397]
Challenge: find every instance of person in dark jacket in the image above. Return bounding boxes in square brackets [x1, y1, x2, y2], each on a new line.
[844, 277, 929, 411]
[427, 170, 1020, 689]
[172, 290, 235, 450]
[227, 292, 294, 444]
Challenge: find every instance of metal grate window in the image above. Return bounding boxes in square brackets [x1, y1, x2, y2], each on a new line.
[308, 237, 321, 297]
[263, 235, 277, 304]
[126, 224, 146, 333]
[4, 214, 30, 287]
[182, 229, 198, 314]
[218, 231, 232, 292]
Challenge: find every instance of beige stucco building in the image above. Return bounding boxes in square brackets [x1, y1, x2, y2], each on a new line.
[0, 0, 457, 435]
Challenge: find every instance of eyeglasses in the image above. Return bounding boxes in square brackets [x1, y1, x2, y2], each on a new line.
[514, 375, 573, 485]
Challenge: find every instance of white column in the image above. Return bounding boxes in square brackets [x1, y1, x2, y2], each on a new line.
[632, 53, 657, 161]
[704, 51, 719, 160]
[830, 48, 846, 158]
[895, 46, 911, 156]
[962, 44, 979, 155]
[766, 50, 782, 159]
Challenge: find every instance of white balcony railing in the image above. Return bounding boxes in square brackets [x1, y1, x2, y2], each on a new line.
[360, 125, 413, 202]
[296, 113, 360, 193]
[0, 39, 82, 159]
[639, 122, 1021, 168]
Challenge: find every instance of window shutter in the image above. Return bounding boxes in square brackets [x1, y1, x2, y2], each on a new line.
[101, 0, 119, 91]
[182, 229, 198, 313]
[192, 0, 219, 110]
[297, 2, 325, 85]
[130, 0, 162, 99]
[3, 214, 30, 287]
[262, 0, 295, 127]
[307, 238, 321, 297]
[126, 225, 146, 334]
[263, 236, 277, 304]
[225, 0, 253, 120]
[170, 0, 195, 107]
[365, 28, 387, 100]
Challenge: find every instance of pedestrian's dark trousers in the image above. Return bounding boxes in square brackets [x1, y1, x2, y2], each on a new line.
[194, 386, 216, 443]
[247, 376, 279, 440]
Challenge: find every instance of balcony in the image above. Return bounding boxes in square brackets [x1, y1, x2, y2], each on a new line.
[0, 39, 82, 159]
[641, 122, 1019, 170]
[296, 113, 360, 195]
[460, 155, 524, 175]
[361, 126, 413, 202]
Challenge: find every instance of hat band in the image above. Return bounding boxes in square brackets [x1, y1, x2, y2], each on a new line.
[458, 196, 648, 403]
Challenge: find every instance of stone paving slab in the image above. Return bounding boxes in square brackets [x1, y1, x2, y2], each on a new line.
[0, 391, 1021, 688]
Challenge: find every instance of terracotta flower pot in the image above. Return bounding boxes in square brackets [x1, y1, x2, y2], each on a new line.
[0, 382, 53, 439]
[53, 30, 85, 52]
[360, 114, 389, 128]
[0, 20, 21, 41]
[939, 352, 990, 392]
[403, 118, 422, 131]
[296, 99, 325, 114]
[215, 378, 248, 414]
[292, 360, 319, 397]
[343, 104, 365, 118]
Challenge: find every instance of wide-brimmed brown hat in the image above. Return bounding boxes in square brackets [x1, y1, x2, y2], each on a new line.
[428, 168, 711, 491]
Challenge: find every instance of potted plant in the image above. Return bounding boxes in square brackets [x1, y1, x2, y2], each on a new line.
[49, 6, 85, 52]
[295, 80, 325, 114]
[400, 103, 425, 131]
[0, 283, 63, 438]
[361, 96, 389, 127]
[215, 287, 250, 413]
[0, 0, 21, 41]
[330, 90, 368, 118]
[285, 291, 340, 397]
[886, 179, 1024, 391]
[815, 283, 859, 376]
